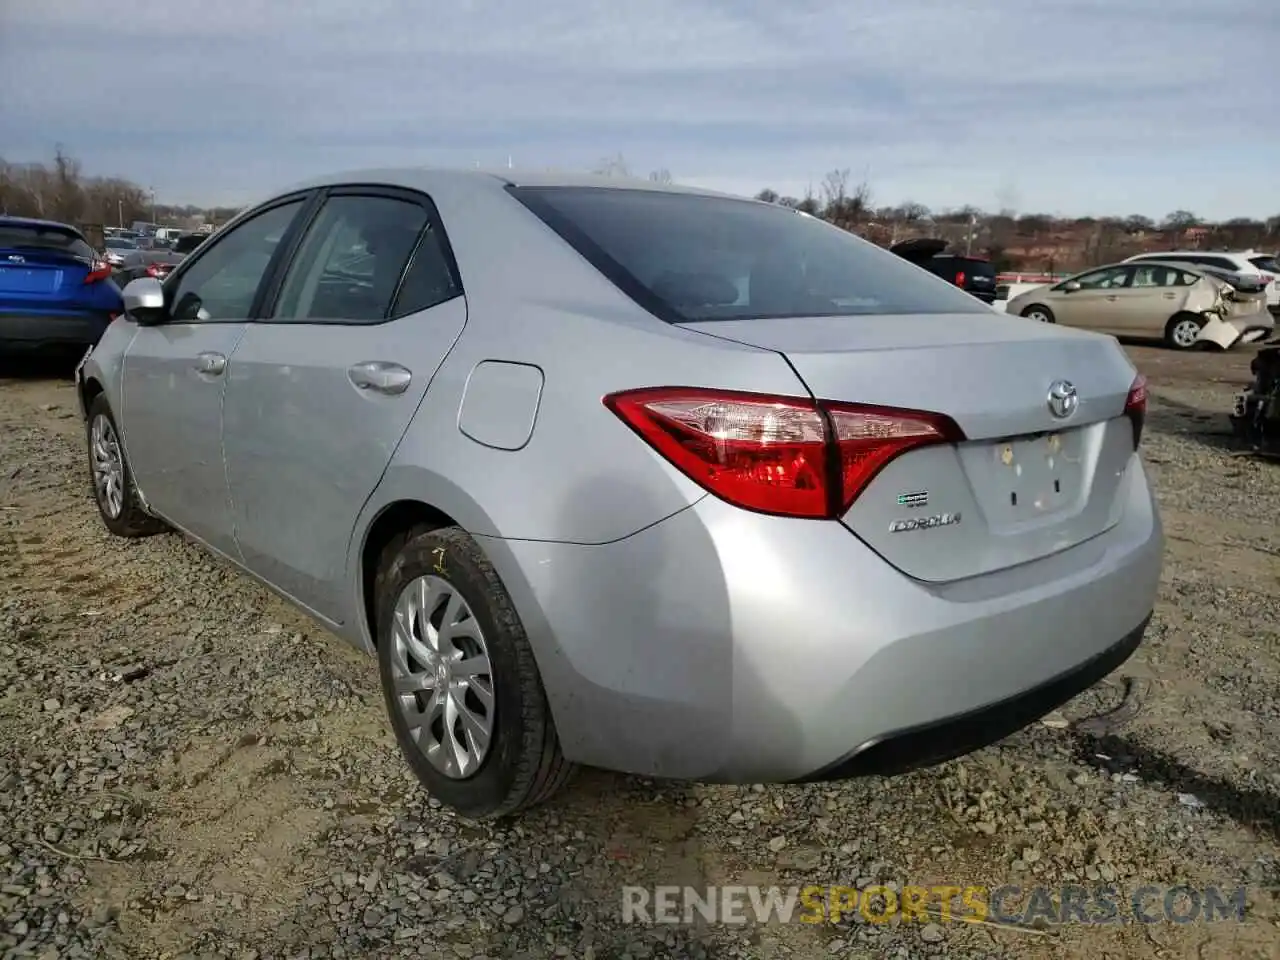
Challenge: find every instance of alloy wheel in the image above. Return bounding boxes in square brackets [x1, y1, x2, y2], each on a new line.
[90, 414, 125, 519]
[389, 575, 495, 779]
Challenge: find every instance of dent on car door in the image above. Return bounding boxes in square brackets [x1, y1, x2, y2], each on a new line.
[222, 187, 468, 622]
[119, 196, 311, 556]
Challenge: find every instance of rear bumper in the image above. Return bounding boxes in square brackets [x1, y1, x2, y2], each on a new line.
[0, 311, 113, 350]
[480, 454, 1164, 782]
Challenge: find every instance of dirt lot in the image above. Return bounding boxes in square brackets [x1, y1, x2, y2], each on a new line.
[2, 342, 1278, 960]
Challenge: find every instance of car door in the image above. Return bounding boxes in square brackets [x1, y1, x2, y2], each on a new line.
[1052, 265, 1134, 330]
[221, 186, 468, 621]
[1123, 264, 1185, 335]
[120, 194, 314, 557]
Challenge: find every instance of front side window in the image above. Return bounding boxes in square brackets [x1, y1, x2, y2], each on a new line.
[273, 195, 442, 323]
[509, 186, 989, 321]
[168, 200, 305, 322]
[1069, 266, 1132, 290]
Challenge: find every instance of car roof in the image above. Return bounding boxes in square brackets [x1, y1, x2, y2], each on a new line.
[0, 215, 85, 235]
[273, 167, 748, 201]
[1129, 250, 1248, 260]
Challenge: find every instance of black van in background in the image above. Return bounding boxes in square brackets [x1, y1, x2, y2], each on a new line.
[890, 238, 998, 304]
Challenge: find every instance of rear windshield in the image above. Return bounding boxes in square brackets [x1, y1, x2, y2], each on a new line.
[0, 223, 94, 259]
[105, 237, 138, 249]
[1249, 255, 1279, 273]
[173, 235, 204, 254]
[933, 255, 996, 276]
[509, 186, 990, 322]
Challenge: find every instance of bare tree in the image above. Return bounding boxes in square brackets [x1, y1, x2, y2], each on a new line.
[819, 168, 871, 230]
[593, 153, 631, 177]
[1123, 214, 1154, 234]
[648, 168, 672, 184]
[1161, 210, 1199, 231]
[820, 168, 849, 212]
[755, 188, 780, 203]
[896, 201, 930, 223]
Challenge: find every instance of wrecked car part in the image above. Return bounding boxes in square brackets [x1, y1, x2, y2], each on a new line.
[1231, 346, 1280, 456]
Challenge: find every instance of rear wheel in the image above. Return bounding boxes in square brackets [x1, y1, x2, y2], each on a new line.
[1021, 304, 1055, 323]
[86, 394, 168, 538]
[374, 525, 575, 820]
[1165, 313, 1205, 350]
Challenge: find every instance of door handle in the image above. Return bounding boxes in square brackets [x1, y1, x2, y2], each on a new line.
[1163, 292, 1177, 299]
[194, 351, 227, 375]
[348, 361, 412, 395]
[1104, 295, 1118, 301]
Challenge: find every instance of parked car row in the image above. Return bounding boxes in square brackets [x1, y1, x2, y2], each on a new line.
[0, 216, 123, 353]
[74, 169, 1162, 820]
[1004, 258, 1274, 350]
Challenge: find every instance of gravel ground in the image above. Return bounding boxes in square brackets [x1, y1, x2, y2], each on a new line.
[1, 343, 1278, 960]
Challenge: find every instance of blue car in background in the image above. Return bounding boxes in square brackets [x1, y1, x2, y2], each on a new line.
[0, 216, 123, 355]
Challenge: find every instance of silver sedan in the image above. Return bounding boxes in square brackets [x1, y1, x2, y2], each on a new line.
[75, 169, 1163, 819]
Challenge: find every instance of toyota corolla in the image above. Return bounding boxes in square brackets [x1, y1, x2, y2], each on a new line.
[75, 169, 1163, 819]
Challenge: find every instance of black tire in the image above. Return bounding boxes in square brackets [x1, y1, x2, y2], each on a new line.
[1020, 304, 1056, 323]
[374, 525, 575, 820]
[85, 394, 168, 538]
[1165, 313, 1205, 351]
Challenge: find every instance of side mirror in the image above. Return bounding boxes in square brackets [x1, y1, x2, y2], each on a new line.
[121, 277, 167, 325]
[1062, 280, 1081, 292]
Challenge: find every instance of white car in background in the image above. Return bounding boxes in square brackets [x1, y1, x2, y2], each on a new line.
[1124, 250, 1279, 315]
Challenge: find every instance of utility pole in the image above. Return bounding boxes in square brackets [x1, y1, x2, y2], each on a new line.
[965, 212, 977, 256]
[150, 187, 156, 224]
[117, 199, 123, 228]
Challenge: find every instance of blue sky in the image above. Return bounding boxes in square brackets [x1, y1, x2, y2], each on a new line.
[3, 0, 1278, 220]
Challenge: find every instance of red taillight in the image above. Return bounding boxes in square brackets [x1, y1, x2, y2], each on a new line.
[145, 262, 170, 278]
[954, 271, 966, 287]
[84, 260, 112, 284]
[1124, 374, 1147, 449]
[603, 387, 965, 519]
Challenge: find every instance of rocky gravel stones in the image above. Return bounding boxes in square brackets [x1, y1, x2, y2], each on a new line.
[2, 345, 1277, 958]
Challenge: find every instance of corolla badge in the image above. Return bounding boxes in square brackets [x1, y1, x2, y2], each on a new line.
[889, 512, 961, 533]
[1046, 380, 1079, 419]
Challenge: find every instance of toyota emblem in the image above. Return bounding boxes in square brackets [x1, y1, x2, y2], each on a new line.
[1046, 380, 1078, 419]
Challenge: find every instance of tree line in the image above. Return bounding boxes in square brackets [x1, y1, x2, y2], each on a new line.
[0, 148, 241, 231]
[5, 150, 1277, 273]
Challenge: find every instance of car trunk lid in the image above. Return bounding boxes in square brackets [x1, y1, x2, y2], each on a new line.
[0, 247, 92, 306]
[683, 312, 1141, 582]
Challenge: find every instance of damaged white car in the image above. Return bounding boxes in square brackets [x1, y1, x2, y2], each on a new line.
[1004, 260, 1274, 350]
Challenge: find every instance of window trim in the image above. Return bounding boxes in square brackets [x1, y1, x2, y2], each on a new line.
[159, 190, 321, 325]
[255, 184, 464, 327]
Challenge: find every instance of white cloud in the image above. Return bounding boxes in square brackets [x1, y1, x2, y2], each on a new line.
[2, 0, 1277, 219]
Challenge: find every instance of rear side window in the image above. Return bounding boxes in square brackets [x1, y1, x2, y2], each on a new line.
[509, 186, 989, 322]
[273, 194, 446, 323]
[0, 223, 95, 260]
[1182, 255, 1239, 271]
[391, 223, 461, 317]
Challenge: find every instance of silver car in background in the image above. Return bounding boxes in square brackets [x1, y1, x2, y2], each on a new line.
[75, 170, 1163, 820]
